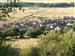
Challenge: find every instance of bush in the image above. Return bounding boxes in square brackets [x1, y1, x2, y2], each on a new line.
[1, 28, 19, 39]
[25, 26, 45, 38]
[0, 31, 2, 37]
[73, 22, 75, 31]
[38, 29, 75, 56]
[0, 41, 19, 56]
[19, 47, 39, 56]
[0, 28, 27, 39]
[0, 30, 19, 56]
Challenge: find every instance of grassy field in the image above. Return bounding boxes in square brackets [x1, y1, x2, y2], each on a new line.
[0, 7, 75, 24]
[5, 38, 39, 49]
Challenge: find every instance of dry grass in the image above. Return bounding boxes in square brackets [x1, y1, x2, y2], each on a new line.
[9, 7, 75, 18]
[6, 38, 39, 49]
[0, 7, 74, 24]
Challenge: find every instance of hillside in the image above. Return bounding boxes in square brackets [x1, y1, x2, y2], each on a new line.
[0, 2, 75, 7]
[0, 7, 74, 25]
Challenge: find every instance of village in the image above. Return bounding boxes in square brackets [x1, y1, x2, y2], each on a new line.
[0, 16, 75, 31]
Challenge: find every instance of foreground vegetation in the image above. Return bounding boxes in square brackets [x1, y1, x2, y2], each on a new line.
[0, 28, 75, 56]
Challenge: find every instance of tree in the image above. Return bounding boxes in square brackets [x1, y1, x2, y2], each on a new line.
[19, 29, 27, 38]
[1, 28, 19, 39]
[25, 26, 45, 38]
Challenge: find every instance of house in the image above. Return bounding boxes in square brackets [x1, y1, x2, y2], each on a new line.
[64, 16, 75, 20]
[55, 26, 60, 31]
[0, 24, 4, 30]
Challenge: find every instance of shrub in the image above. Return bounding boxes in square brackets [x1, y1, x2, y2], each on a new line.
[0, 28, 27, 39]
[0, 41, 19, 56]
[19, 47, 39, 56]
[1, 28, 19, 39]
[73, 22, 75, 31]
[38, 29, 75, 56]
[25, 26, 45, 38]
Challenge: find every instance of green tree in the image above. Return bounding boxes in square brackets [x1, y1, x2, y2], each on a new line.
[25, 26, 45, 38]
[1, 28, 19, 39]
[19, 29, 27, 38]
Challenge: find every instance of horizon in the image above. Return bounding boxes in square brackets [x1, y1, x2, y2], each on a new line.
[0, 0, 74, 3]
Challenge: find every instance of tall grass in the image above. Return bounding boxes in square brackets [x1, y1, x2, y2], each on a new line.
[0, 29, 75, 56]
[17, 29, 75, 56]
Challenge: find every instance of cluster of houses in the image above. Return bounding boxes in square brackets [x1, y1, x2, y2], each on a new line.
[0, 16, 75, 31]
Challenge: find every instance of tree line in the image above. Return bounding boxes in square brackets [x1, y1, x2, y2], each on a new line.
[0, 26, 46, 39]
[0, 2, 75, 8]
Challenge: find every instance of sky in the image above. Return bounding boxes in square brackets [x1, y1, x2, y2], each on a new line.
[0, 0, 74, 3]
